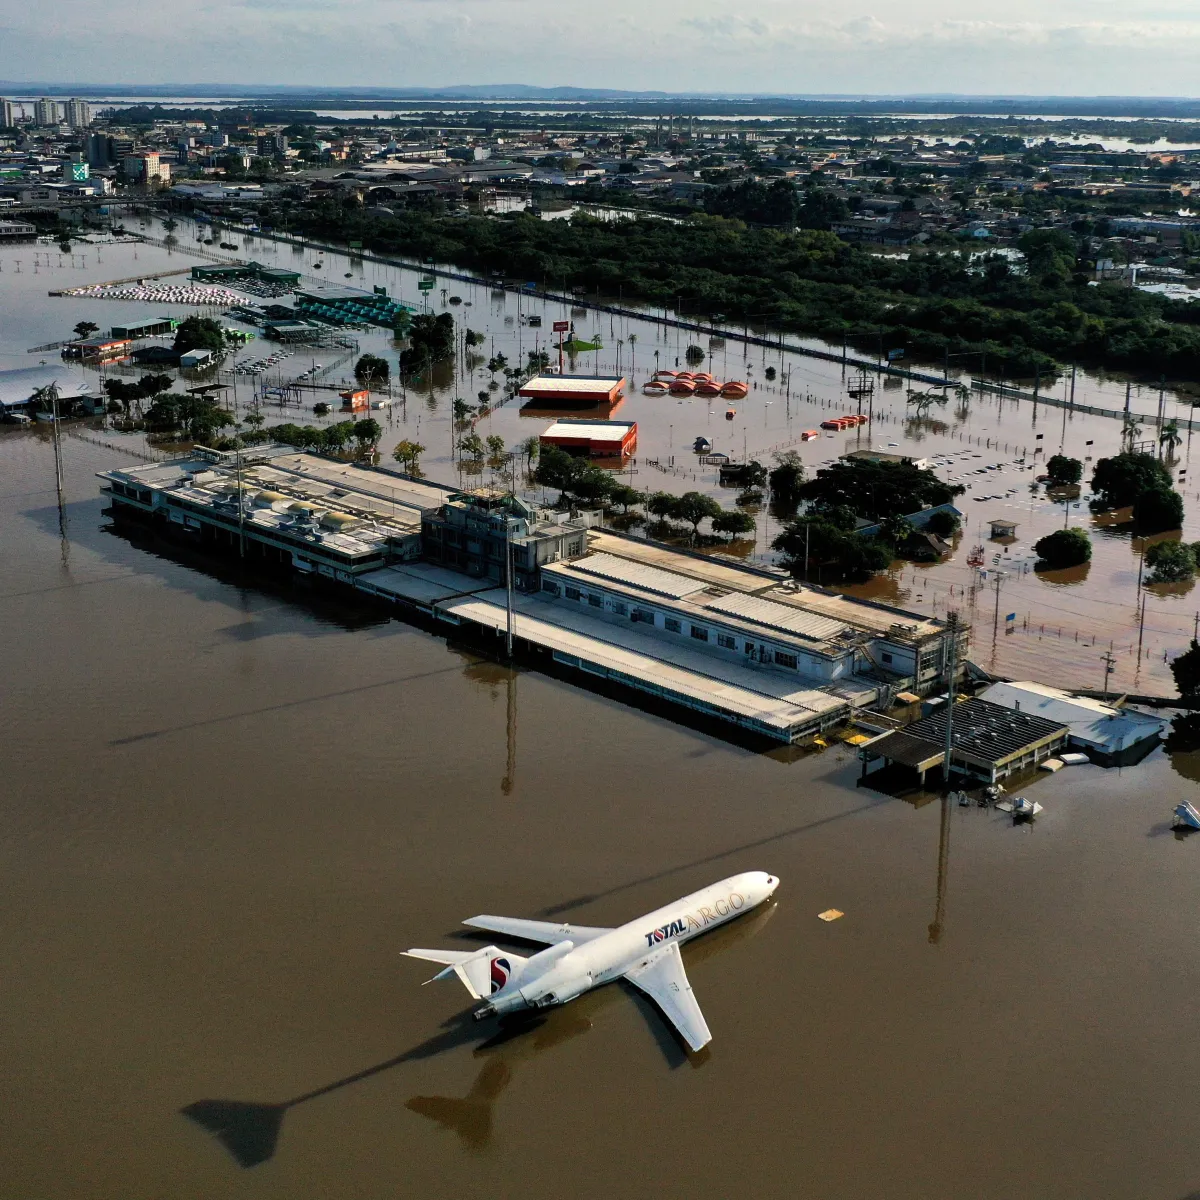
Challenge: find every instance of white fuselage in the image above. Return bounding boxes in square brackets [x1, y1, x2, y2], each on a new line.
[483, 870, 778, 1017]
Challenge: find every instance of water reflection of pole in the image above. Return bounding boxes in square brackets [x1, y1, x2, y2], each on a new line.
[1136, 589, 1147, 673]
[504, 515, 514, 660]
[501, 671, 517, 796]
[928, 791, 951, 946]
[990, 572, 1005, 652]
[941, 612, 959, 786]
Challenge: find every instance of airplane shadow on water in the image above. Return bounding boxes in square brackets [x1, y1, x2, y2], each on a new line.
[180, 902, 776, 1167]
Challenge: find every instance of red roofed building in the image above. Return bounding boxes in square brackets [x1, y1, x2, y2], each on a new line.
[540, 418, 638, 458]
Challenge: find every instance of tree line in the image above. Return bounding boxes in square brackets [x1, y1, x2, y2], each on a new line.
[280, 198, 1200, 381]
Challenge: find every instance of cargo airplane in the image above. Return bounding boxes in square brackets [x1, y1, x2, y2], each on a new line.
[404, 871, 778, 1052]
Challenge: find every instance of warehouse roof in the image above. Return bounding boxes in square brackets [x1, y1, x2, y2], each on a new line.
[979, 681, 1166, 753]
[0, 365, 92, 408]
[896, 697, 1067, 767]
[521, 374, 625, 396]
[541, 419, 636, 440]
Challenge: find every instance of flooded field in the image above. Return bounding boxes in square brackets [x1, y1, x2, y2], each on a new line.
[4, 215, 1200, 698]
[8, 428, 1200, 1199]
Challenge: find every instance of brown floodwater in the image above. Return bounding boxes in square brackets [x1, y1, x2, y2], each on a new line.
[8, 426, 1200, 1199]
[10, 215, 1200, 697]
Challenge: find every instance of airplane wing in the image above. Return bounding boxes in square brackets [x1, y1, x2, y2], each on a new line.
[623, 942, 712, 1052]
[463, 915, 612, 946]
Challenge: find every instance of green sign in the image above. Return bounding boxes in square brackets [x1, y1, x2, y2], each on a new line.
[417, 280, 434, 292]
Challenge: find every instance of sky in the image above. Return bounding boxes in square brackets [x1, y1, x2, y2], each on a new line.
[2, 0, 1200, 96]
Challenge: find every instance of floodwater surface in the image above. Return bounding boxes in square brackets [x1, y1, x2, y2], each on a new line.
[5, 216, 1200, 694]
[6, 426, 1200, 1198]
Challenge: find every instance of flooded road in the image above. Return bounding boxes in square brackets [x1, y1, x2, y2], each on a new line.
[7, 432, 1200, 1198]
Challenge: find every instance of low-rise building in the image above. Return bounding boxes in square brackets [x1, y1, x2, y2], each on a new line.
[98, 447, 452, 577]
[540, 418, 637, 458]
[978, 681, 1166, 765]
[519, 374, 626, 407]
[421, 488, 589, 590]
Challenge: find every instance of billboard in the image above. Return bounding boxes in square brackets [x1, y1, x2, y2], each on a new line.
[552, 320, 569, 332]
[70, 162, 90, 181]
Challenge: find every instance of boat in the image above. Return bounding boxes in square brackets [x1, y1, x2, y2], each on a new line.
[643, 381, 669, 396]
[669, 380, 696, 396]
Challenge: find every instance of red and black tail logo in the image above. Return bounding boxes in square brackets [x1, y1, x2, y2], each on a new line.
[490, 957, 511, 994]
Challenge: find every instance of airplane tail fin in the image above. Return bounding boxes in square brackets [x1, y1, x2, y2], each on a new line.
[404, 946, 526, 1000]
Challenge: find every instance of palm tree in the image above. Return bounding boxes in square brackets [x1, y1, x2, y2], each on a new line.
[1122, 413, 1142, 452]
[1160, 418, 1182, 461]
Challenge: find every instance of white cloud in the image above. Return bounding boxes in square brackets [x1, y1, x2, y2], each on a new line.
[4, 0, 1200, 92]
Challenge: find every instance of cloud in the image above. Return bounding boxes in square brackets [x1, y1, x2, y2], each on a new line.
[5, 0, 1200, 92]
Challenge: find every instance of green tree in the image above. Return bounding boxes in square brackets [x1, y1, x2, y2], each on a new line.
[607, 483, 644, 513]
[1090, 453, 1172, 509]
[645, 491, 678, 519]
[925, 508, 961, 537]
[1145, 540, 1195, 584]
[458, 432, 486, 460]
[672, 491, 723, 537]
[73, 320, 99, 340]
[800, 458, 962, 521]
[1034, 527, 1092, 568]
[353, 353, 390, 387]
[534, 444, 581, 497]
[1134, 486, 1184, 533]
[768, 454, 806, 514]
[879, 514, 917, 547]
[392, 439, 426, 474]
[322, 421, 357, 451]
[798, 188, 849, 231]
[712, 510, 756, 539]
[1171, 639, 1200, 702]
[174, 316, 226, 355]
[1160, 419, 1183, 460]
[1046, 454, 1083, 485]
[401, 312, 455, 372]
[353, 417, 382, 449]
[684, 344, 705, 364]
[571, 466, 615, 507]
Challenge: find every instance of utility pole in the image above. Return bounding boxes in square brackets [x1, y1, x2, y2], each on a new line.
[991, 571, 1005, 642]
[1101, 649, 1117, 700]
